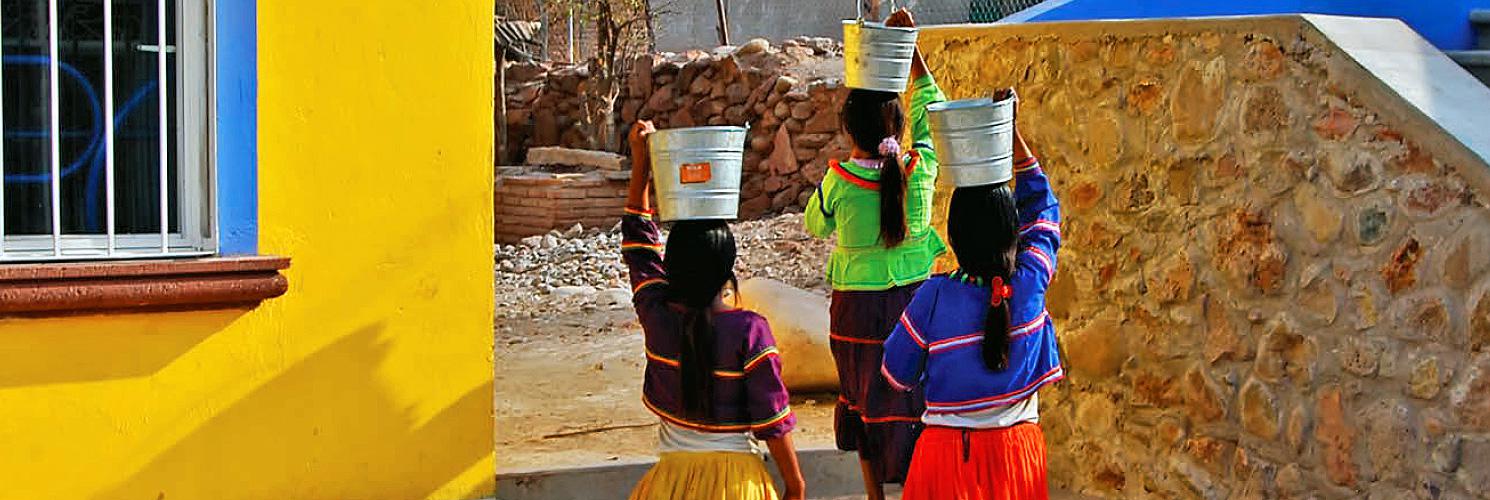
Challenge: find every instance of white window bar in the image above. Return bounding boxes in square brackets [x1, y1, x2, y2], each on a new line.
[157, 0, 170, 252]
[0, 0, 211, 262]
[0, 6, 6, 257]
[106, 0, 117, 254]
[47, 0, 62, 256]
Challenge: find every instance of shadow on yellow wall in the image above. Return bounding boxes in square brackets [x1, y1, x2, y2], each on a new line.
[0, 1, 496, 498]
[91, 323, 492, 500]
[0, 310, 244, 389]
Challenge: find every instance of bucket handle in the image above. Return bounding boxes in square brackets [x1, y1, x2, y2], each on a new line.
[856, 0, 899, 22]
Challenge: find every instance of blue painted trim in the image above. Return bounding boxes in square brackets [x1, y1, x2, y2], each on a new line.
[215, 0, 257, 255]
[1014, 0, 1490, 51]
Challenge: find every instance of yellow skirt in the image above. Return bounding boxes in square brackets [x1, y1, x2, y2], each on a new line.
[628, 451, 779, 500]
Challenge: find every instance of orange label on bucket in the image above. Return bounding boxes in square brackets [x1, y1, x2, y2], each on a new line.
[680, 162, 713, 184]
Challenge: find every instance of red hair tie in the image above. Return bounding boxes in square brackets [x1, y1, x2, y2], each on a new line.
[989, 277, 1013, 307]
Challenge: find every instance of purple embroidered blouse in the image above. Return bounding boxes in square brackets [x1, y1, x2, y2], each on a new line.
[621, 211, 797, 440]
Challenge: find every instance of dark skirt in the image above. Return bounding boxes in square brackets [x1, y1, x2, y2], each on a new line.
[829, 283, 926, 484]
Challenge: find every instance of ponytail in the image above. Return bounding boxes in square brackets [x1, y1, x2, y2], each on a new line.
[840, 89, 909, 248]
[979, 273, 1014, 371]
[878, 149, 908, 247]
[678, 305, 717, 418]
[677, 275, 738, 418]
[663, 221, 738, 420]
[947, 184, 1021, 372]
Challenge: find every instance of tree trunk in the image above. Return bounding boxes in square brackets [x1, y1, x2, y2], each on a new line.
[498, 51, 509, 164]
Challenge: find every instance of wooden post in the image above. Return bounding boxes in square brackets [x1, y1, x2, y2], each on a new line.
[714, 0, 730, 46]
[498, 51, 508, 165]
[536, 0, 550, 59]
[644, 0, 657, 52]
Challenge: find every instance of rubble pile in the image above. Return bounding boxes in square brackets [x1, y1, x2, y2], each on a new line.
[495, 213, 832, 319]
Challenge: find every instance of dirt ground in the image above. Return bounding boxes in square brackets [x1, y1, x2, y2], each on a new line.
[494, 306, 840, 471]
[495, 214, 840, 472]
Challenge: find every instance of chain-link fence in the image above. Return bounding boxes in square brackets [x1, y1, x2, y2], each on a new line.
[865, 0, 1046, 24]
[968, 0, 1046, 22]
[498, 0, 1048, 59]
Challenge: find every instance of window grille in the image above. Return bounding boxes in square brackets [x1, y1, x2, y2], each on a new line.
[0, 0, 211, 262]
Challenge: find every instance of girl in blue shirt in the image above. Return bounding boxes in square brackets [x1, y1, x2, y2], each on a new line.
[881, 100, 1064, 500]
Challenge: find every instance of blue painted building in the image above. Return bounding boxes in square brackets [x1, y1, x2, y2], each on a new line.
[1008, 0, 1490, 50]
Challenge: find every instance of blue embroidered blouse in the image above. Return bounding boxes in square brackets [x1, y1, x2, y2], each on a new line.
[880, 157, 1065, 418]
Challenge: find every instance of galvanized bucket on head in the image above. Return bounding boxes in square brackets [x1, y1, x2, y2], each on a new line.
[842, 19, 918, 92]
[927, 95, 1017, 187]
[648, 126, 748, 221]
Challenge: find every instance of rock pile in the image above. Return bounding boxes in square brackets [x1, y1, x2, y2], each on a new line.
[494, 213, 833, 319]
[622, 37, 851, 219]
[502, 37, 853, 219]
[500, 62, 551, 164]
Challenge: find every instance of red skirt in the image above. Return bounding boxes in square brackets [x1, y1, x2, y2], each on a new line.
[901, 423, 1049, 500]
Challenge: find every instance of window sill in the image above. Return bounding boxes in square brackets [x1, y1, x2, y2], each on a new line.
[0, 256, 290, 317]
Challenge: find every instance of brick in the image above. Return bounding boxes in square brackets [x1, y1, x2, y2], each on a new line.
[500, 205, 555, 218]
[586, 188, 626, 198]
[508, 221, 554, 232]
[547, 188, 588, 200]
[567, 177, 607, 188]
[503, 176, 569, 187]
[521, 196, 556, 208]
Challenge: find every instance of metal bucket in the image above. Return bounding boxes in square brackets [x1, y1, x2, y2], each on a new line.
[648, 126, 748, 221]
[843, 20, 918, 92]
[927, 96, 1017, 187]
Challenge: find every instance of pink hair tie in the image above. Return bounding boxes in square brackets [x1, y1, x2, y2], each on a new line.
[878, 137, 901, 158]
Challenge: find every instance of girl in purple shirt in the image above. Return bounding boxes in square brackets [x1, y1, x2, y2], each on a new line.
[622, 121, 806, 500]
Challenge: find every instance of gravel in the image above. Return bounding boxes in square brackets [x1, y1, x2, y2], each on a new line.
[494, 213, 833, 320]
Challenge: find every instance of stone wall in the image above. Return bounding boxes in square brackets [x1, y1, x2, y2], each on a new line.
[502, 37, 852, 219]
[919, 16, 1490, 499]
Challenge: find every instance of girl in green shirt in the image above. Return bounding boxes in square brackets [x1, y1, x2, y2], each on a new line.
[802, 9, 946, 500]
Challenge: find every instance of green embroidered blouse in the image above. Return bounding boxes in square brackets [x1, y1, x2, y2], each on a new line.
[804, 75, 948, 291]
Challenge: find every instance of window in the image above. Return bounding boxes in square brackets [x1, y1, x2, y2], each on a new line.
[0, 0, 211, 262]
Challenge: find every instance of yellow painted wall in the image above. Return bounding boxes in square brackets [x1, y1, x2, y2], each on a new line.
[0, 2, 496, 499]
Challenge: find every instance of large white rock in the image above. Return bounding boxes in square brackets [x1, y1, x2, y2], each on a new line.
[736, 278, 837, 392]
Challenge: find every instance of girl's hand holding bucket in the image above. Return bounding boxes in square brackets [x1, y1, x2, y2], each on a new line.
[884, 8, 915, 27]
[884, 8, 929, 83]
[626, 120, 658, 212]
[991, 88, 1033, 162]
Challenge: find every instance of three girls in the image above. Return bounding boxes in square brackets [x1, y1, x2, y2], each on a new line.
[623, 7, 1064, 498]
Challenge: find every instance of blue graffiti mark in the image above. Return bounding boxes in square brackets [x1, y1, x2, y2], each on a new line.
[2, 55, 160, 230]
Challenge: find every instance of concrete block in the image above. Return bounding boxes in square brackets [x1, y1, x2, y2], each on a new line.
[527, 146, 628, 171]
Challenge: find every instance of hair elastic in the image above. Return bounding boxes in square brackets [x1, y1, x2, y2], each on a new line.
[989, 277, 1013, 307]
[878, 137, 901, 158]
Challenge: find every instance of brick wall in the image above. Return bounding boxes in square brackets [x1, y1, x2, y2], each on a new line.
[494, 170, 630, 243]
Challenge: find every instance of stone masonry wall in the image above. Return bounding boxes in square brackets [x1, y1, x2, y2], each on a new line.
[920, 17, 1490, 499]
[503, 37, 852, 219]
